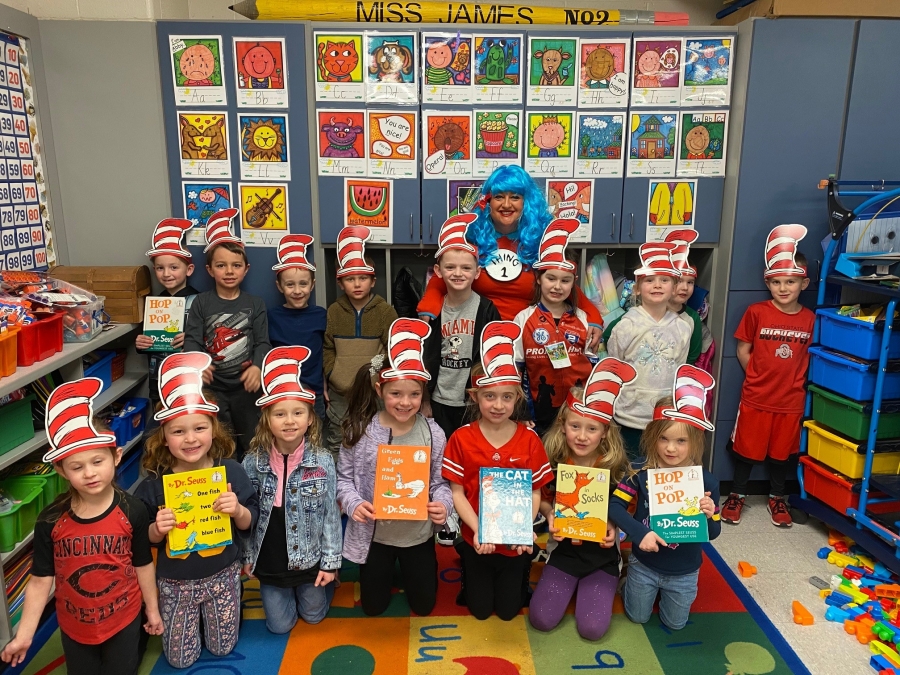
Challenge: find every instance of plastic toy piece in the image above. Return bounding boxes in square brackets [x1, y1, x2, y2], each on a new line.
[844, 565, 865, 581]
[871, 640, 900, 668]
[877, 585, 900, 599]
[828, 551, 859, 568]
[871, 622, 899, 643]
[825, 605, 850, 623]
[817, 546, 832, 559]
[834, 540, 850, 554]
[829, 530, 854, 547]
[826, 591, 854, 608]
[738, 561, 757, 578]
[820, 589, 832, 599]
[872, 654, 896, 673]
[809, 576, 830, 590]
[845, 619, 876, 645]
[792, 601, 814, 625]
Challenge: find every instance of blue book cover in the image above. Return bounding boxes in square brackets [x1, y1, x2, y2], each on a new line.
[478, 467, 533, 546]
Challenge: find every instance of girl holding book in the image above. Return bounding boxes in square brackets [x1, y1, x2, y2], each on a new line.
[608, 365, 721, 631]
[242, 347, 342, 634]
[136, 352, 259, 669]
[529, 359, 636, 640]
[442, 321, 553, 621]
[336, 319, 452, 617]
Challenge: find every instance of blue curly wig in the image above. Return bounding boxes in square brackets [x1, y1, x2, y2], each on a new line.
[466, 165, 551, 267]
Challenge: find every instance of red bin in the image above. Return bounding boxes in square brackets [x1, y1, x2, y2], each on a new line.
[16, 311, 64, 367]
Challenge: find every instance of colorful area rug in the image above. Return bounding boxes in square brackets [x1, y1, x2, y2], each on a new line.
[15, 542, 807, 675]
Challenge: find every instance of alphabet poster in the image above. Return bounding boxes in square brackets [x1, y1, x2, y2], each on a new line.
[632, 38, 683, 107]
[525, 111, 574, 179]
[238, 114, 290, 180]
[677, 111, 728, 177]
[575, 112, 625, 178]
[527, 37, 577, 106]
[169, 35, 226, 106]
[578, 39, 630, 108]
[473, 110, 522, 177]
[422, 33, 473, 104]
[647, 466, 708, 543]
[183, 182, 232, 246]
[423, 110, 472, 179]
[314, 32, 365, 102]
[473, 34, 522, 104]
[448, 180, 484, 217]
[316, 109, 367, 176]
[553, 464, 609, 542]
[346, 178, 393, 243]
[238, 183, 288, 247]
[367, 110, 417, 178]
[163, 465, 232, 558]
[372, 444, 431, 521]
[683, 37, 734, 107]
[627, 112, 678, 178]
[547, 180, 593, 242]
[365, 32, 418, 103]
[177, 112, 230, 178]
[646, 179, 697, 242]
[233, 38, 287, 108]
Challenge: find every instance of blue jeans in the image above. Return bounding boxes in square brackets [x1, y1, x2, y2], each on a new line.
[259, 580, 335, 634]
[623, 556, 699, 630]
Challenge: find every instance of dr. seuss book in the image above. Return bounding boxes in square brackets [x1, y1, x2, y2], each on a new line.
[163, 465, 232, 557]
[553, 464, 610, 542]
[373, 444, 431, 521]
[142, 296, 186, 352]
[647, 466, 708, 543]
[478, 467, 533, 546]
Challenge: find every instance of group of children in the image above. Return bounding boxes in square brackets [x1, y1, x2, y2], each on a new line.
[0, 200, 816, 673]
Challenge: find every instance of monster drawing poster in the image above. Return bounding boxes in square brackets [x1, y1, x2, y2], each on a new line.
[238, 114, 290, 181]
[316, 109, 367, 176]
[472, 34, 522, 104]
[169, 35, 226, 106]
[527, 37, 578, 107]
[473, 110, 522, 177]
[365, 32, 418, 104]
[182, 182, 232, 246]
[177, 112, 231, 179]
[423, 110, 473, 179]
[682, 37, 734, 107]
[367, 110, 417, 178]
[575, 112, 625, 179]
[525, 111, 574, 179]
[346, 178, 393, 243]
[422, 33, 473, 105]
[314, 32, 365, 102]
[577, 39, 630, 109]
[632, 38, 683, 107]
[677, 111, 728, 178]
[233, 38, 287, 108]
[238, 183, 288, 247]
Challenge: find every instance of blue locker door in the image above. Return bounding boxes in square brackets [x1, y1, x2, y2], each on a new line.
[421, 178, 450, 246]
[591, 177, 624, 244]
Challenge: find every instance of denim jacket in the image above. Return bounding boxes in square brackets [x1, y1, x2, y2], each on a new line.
[242, 445, 342, 572]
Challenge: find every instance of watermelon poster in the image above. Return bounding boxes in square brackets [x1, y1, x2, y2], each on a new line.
[346, 178, 393, 243]
[367, 110, 417, 178]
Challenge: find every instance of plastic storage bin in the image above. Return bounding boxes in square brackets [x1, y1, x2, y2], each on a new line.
[817, 308, 900, 361]
[809, 384, 900, 441]
[16, 311, 64, 367]
[0, 327, 19, 378]
[0, 394, 35, 457]
[808, 346, 900, 401]
[116, 449, 142, 489]
[804, 420, 900, 479]
[109, 398, 148, 447]
[0, 476, 45, 552]
[83, 351, 115, 392]
[111, 349, 126, 382]
[61, 296, 105, 343]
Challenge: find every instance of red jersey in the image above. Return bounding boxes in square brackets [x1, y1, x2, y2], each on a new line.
[442, 421, 552, 556]
[734, 300, 815, 413]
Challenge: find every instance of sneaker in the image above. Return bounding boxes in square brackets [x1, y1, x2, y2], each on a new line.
[438, 513, 460, 546]
[721, 493, 745, 524]
[768, 497, 793, 527]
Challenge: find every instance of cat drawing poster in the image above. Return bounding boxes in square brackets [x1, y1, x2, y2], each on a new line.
[178, 112, 231, 179]
[373, 444, 431, 521]
[163, 465, 232, 558]
[170, 35, 226, 106]
[553, 464, 610, 542]
[479, 467, 533, 546]
[647, 466, 708, 543]
[314, 32, 365, 102]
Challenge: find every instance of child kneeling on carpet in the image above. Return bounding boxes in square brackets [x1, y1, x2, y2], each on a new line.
[337, 319, 453, 616]
[137, 353, 259, 669]
[530, 359, 636, 640]
[609, 365, 721, 631]
[1, 379, 163, 674]
[442, 321, 553, 621]
[242, 347, 342, 634]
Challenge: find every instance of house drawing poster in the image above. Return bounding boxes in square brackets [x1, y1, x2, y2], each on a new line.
[472, 34, 523, 104]
[163, 465, 232, 558]
[423, 110, 473, 179]
[473, 110, 522, 177]
[170, 35, 226, 106]
[682, 37, 734, 107]
[233, 37, 287, 108]
[479, 467, 533, 546]
[372, 444, 431, 521]
[647, 466, 708, 544]
[553, 464, 610, 542]
[365, 32, 418, 104]
[578, 39, 630, 108]
[575, 112, 625, 178]
[677, 111, 728, 177]
[627, 112, 678, 178]
[316, 110, 367, 177]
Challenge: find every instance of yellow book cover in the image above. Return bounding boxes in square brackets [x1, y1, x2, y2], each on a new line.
[372, 444, 431, 521]
[163, 466, 232, 558]
[553, 464, 610, 542]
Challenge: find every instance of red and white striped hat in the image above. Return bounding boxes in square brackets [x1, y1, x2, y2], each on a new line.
[435, 213, 478, 259]
[154, 352, 219, 422]
[257, 346, 316, 408]
[203, 207, 242, 253]
[653, 364, 715, 431]
[567, 358, 637, 424]
[474, 321, 521, 388]
[147, 218, 194, 260]
[635, 242, 681, 278]
[664, 229, 699, 277]
[43, 378, 117, 463]
[336, 226, 375, 278]
[381, 319, 431, 382]
[764, 224, 807, 278]
[272, 234, 316, 272]
[532, 218, 580, 272]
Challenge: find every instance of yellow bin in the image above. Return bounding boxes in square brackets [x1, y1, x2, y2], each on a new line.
[804, 420, 900, 479]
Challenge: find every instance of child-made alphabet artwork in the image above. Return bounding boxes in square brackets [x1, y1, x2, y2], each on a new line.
[473, 34, 522, 104]
[683, 37, 734, 107]
[314, 32, 365, 102]
[646, 179, 697, 242]
[316, 109, 367, 176]
[478, 467, 533, 546]
[346, 178, 393, 242]
[448, 180, 485, 217]
[647, 466, 708, 543]
[238, 114, 290, 180]
[367, 110, 418, 178]
[632, 38, 683, 107]
[170, 36, 226, 106]
[163, 466, 232, 558]
[553, 464, 610, 541]
[578, 39, 630, 108]
[233, 38, 287, 108]
[422, 33, 473, 104]
[627, 112, 678, 178]
[365, 32, 418, 103]
[373, 444, 431, 521]
[527, 37, 577, 106]
[473, 110, 522, 177]
[525, 111, 574, 178]
[575, 112, 625, 178]
[238, 182, 288, 247]
[677, 111, 727, 177]
[423, 111, 472, 179]
[177, 112, 231, 179]
[547, 180, 593, 242]
[183, 182, 232, 245]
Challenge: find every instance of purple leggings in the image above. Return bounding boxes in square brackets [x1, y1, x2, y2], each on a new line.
[529, 565, 618, 640]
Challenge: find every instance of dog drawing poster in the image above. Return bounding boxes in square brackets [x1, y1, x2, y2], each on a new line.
[365, 33, 418, 104]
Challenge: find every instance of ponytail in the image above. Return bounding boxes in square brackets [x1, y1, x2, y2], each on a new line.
[341, 363, 381, 448]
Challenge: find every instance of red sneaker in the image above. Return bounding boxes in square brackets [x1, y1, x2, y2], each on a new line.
[768, 497, 793, 527]
[721, 493, 745, 524]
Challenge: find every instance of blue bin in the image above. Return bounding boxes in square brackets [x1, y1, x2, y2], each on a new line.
[109, 398, 149, 447]
[83, 350, 115, 392]
[817, 308, 900, 361]
[809, 346, 900, 401]
[116, 448, 142, 489]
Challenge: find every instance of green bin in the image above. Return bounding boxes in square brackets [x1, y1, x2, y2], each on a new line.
[0, 476, 46, 552]
[0, 394, 35, 457]
[809, 384, 900, 441]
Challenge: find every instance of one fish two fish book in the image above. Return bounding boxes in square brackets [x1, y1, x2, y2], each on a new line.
[163, 465, 233, 558]
[479, 467, 532, 546]
[553, 464, 610, 543]
[647, 466, 708, 543]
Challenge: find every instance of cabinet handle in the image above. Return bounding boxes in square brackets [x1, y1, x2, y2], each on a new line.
[409, 214, 413, 239]
[610, 213, 616, 238]
[419, 216, 423, 243]
[629, 213, 635, 237]
[429, 214, 433, 239]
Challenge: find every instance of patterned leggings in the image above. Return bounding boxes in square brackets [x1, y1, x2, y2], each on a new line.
[158, 561, 242, 669]
[529, 565, 618, 640]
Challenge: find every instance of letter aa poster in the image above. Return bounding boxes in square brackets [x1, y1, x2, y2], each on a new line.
[170, 35, 226, 106]
[163, 466, 232, 558]
[373, 445, 431, 520]
[648, 466, 708, 543]
[553, 464, 609, 542]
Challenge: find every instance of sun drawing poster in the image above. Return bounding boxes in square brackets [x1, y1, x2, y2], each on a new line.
[553, 464, 610, 542]
[163, 466, 232, 558]
[479, 467, 533, 546]
[648, 466, 708, 543]
[373, 444, 431, 520]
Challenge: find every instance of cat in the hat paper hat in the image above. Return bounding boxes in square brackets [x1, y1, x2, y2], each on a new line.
[336, 226, 379, 311]
[529, 218, 584, 314]
[763, 224, 810, 309]
[272, 234, 319, 312]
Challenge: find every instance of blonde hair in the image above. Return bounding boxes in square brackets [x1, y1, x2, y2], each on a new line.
[633, 273, 675, 306]
[249, 400, 323, 455]
[542, 392, 628, 484]
[465, 363, 528, 422]
[142, 409, 235, 478]
[636, 396, 706, 473]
